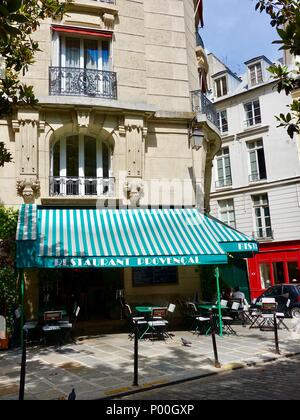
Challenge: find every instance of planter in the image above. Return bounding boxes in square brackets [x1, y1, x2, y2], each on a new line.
[0, 338, 9, 350]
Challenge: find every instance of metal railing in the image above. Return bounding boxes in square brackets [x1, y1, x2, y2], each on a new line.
[49, 67, 118, 99]
[191, 90, 219, 129]
[49, 177, 115, 197]
[253, 228, 273, 240]
[249, 172, 267, 183]
[215, 177, 232, 188]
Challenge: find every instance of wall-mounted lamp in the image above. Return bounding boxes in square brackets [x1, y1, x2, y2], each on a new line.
[190, 127, 205, 151]
[0, 56, 6, 79]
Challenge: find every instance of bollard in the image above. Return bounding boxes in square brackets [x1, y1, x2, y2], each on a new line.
[273, 313, 280, 355]
[210, 310, 221, 368]
[133, 320, 139, 386]
[19, 327, 28, 401]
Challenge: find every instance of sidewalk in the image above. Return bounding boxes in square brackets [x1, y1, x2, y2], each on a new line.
[1, 320, 300, 400]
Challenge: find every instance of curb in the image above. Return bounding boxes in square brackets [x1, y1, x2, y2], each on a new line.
[99, 351, 300, 400]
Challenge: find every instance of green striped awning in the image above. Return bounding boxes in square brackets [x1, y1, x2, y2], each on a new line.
[15, 205, 258, 269]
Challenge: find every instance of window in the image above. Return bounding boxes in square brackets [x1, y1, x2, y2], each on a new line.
[244, 99, 261, 127]
[215, 76, 228, 97]
[218, 199, 236, 228]
[252, 194, 272, 239]
[62, 36, 110, 70]
[49, 34, 117, 99]
[287, 262, 300, 283]
[249, 62, 263, 86]
[216, 147, 232, 188]
[133, 267, 178, 286]
[273, 262, 285, 285]
[50, 135, 113, 196]
[247, 139, 267, 182]
[259, 263, 271, 289]
[217, 110, 228, 134]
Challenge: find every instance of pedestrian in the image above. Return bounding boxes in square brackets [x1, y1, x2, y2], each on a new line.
[232, 286, 245, 308]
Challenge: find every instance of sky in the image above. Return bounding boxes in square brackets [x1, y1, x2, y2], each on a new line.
[201, 0, 281, 75]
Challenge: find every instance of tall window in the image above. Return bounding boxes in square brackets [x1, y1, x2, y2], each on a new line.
[62, 36, 110, 70]
[244, 99, 261, 127]
[247, 139, 267, 182]
[259, 263, 271, 289]
[50, 135, 112, 196]
[252, 194, 272, 239]
[249, 62, 263, 86]
[218, 199, 236, 228]
[217, 110, 228, 134]
[216, 147, 232, 188]
[215, 76, 228, 97]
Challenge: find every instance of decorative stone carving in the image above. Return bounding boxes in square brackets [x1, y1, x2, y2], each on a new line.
[16, 178, 40, 203]
[124, 180, 144, 207]
[102, 13, 115, 29]
[77, 109, 91, 129]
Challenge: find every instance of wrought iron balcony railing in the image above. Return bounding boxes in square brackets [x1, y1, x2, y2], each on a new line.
[191, 90, 219, 129]
[215, 177, 232, 189]
[49, 67, 117, 99]
[49, 177, 115, 197]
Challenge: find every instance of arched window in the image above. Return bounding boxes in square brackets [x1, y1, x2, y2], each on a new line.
[50, 134, 113, 196]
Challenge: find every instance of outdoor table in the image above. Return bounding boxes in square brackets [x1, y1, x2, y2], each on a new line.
[135, 306, 154, 314]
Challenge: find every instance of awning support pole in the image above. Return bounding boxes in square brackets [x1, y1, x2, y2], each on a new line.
[20, 270, 25, 348]
[215, 266, 223, 337]
[18, 270, 26, 401]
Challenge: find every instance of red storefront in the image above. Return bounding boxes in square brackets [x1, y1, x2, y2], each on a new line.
[247, 240, 300, 299]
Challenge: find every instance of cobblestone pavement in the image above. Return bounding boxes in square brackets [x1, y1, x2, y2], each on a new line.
[119, 354, 300, 400]
[1, 321, 300, 400]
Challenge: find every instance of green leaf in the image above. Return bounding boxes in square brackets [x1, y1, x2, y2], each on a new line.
[7, 0, 23, 13]
[9, 13, 29, 23]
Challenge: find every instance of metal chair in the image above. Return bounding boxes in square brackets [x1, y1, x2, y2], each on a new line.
[124, 304, 147, 340]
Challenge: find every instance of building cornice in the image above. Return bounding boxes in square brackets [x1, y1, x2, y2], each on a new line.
[236, 125, 269, 140]
[211, 79, 278, 105]
[211, 176, 300, 199]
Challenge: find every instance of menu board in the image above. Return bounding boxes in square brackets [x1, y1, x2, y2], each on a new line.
[133, 267, 178, 286]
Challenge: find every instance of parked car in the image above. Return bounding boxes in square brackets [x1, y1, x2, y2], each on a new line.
[253, 284, 300, 318]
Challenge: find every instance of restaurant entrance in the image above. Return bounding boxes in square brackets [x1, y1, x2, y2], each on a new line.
[39, 268, 124, 321]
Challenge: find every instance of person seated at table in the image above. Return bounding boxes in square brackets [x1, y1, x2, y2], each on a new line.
[222, 288, 233, 303]
[232, 286, 245, 308]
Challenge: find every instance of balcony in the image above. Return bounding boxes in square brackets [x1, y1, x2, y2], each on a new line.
[215, 177, 232, 189]
[49, 67, 117, 99]
[191, 90, 219, 129]
[49, 177, 115, 197]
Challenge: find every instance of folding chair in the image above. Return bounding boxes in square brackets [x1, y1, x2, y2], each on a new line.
[124, 304, 147, 340]
[187, 302, 210, 335]
[146, 307, 169, 341]
[42, 311, 63, 346]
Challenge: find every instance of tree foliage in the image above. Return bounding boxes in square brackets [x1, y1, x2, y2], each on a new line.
[0, 0, 72, 165]
[255, 0, 300, 138]
[0, 207, 19, 334]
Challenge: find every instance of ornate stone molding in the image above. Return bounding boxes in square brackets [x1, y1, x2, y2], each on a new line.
[77, 108, 91, 129]
[124, 180, 144, 207]
[16, 178, 40, 203]
[102, 13, 115, 29]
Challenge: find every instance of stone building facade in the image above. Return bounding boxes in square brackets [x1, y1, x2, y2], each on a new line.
[0, 1, 221, 324]
[208, 52, 300, 299]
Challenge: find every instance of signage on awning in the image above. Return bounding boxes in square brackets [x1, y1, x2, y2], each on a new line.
[16, 205, 258, 269]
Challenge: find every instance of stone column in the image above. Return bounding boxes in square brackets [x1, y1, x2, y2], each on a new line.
[122, 115, 147, 207]
[13, 110, 41, 203]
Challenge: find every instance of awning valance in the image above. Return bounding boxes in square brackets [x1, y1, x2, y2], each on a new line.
[51, 25, 113, 39]
[16, 205, 258, 269]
